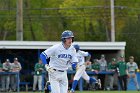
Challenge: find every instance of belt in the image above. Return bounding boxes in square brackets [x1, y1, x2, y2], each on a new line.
[53, 69, 64, 72]
[129, 71, 135, 73]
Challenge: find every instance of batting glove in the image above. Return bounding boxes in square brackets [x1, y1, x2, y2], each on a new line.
[45, 64, 55, 73]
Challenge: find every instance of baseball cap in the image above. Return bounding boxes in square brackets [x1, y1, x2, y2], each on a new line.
[6, 59, 10, 62]
[120, 55, 124, 58]
[112, 58, 116, 62]
[14, 58, 18, 61]
[129, 56, 134, 59]
[101, 54, 105, 58]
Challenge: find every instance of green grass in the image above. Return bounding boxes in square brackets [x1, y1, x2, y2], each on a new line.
[18, 91, 139, 93]
[75, 91, 140, 93]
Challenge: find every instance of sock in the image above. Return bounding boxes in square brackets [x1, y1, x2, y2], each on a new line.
[48, 85, 51, 91]
[71, 80, 78, 91]
[89, 77, 97, 84]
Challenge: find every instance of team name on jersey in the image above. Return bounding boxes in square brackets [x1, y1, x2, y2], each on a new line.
[58, 54, 72, 59]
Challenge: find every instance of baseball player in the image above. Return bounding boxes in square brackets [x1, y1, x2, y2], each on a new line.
[117, 55, 128, 91]
[40, 30, 78, 93]
[11, 58, 22, 92]
[69, 44, 101, 93]
[33, 59, 44, 92]
[2, 59, 12, 92]
[127, 56, 140, 91]
[0, 61, 3, 92]
[91, 59, 100, 90]
[98, 54, 107, 90]
[107, 58, 117, 90]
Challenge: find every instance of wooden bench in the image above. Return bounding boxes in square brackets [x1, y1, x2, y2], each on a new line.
[20, 82, 30, 91]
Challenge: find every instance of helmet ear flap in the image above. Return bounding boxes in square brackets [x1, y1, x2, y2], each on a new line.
[62, 38, 66, 43]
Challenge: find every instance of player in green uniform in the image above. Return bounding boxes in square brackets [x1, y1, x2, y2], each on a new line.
[33, 59, 45, 92]
[117, 56, 128, 91]
[91, 59, 101, 90]
[91, 59, 100, 73]
[107, 58, 117, 90]
[0, 61, 3, 92]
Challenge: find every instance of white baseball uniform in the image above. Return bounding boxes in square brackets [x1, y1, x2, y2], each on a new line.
[73, 50, 90, 82]
[127, 62, 139, 90]
[42, 43, 78, 93]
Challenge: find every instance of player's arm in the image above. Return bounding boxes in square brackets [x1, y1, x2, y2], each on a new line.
[40, 46, 56, 73]
[107, 63, 111, 71]
[84, 52, 91, 65]
[40, 52, 48, 65]
[85, 53, 91, 62]
[71, 49, 78, 70]
[34, 63, 39, 71]
[135, 63, 138, 73]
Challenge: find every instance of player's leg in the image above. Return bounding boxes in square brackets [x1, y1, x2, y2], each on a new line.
[33, 75, 37, 91]
[1, 75, 6, 92]
[70, 65, 86, 92]
[60, 71, 68, 93]
[122, 75, 127, 91]
[6, 75, 10, 91]
[49, 72, 61, 93]
[82, 71, 101, 89]
[133, 75, 140, 90]
[82, 71, 97, 84]
[44, 81, 51, 93]
[109, 75, 114, 90]
[38, 75, 42, 91]
[118, 76, 123, 90]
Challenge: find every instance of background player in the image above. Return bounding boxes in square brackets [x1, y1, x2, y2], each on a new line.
[69, 44, 101, 93]
[117, 55, 128, 91]
[127, 56, 139, 91]
[107, 58, 117, 90]
[40, 30, 78, 93]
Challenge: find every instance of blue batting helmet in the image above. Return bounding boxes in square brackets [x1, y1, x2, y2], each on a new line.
[73, 44, 80, 52]
[61, 30, 74, 42]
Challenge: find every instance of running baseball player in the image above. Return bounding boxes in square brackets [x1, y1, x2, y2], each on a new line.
[40, 30, 78, 93]
[127, 56, 140, 91]
[69, 44, 101, 93]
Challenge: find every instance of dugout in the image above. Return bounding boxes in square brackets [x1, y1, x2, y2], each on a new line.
[0, 41, 126, 72]
[0, 41, 126, 90]
[0, 41, 126, 68]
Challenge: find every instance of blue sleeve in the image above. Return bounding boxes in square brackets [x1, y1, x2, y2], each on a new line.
[71, 62, 77, 70]
[40, 52, 48, 65]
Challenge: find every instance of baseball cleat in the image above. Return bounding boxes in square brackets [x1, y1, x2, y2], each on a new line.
[44, 81, 50, 93]
[68, 89, 75, 93]
[97, 79, 101, 89]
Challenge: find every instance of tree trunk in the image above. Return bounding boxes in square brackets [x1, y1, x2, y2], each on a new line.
[24, 0, 36, 40]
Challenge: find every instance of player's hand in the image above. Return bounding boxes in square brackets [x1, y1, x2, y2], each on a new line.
[76, 65, 80, 71]
[132, 73, 136, 78]
[94, 70, 99, 74]
[39, 68, 43, 71]
[85, 61, 91, 65]
[127, 74, 130, 78]
[45, 64, 55, 73]
[92, 69, 98, 74]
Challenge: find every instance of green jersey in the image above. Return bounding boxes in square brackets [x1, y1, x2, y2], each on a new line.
[0, 63, 3, 71]
[0, 63, 2, 68]
[117, 61, 127, 76]
[34, 63, 44, 76]
[108, 62, 117, 70]
[91, 63, 100, 71]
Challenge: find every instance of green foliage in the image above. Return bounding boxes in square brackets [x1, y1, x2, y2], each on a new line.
[0, 0, 140, 62]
